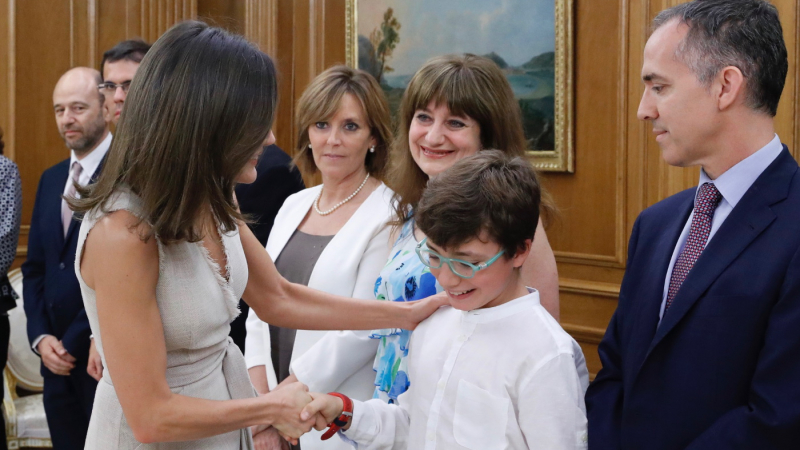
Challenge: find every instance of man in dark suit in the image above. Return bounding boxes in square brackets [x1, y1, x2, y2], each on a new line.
[230, 145, 304, 352]
[586, 1, 800, 448]
[22, 67, 111, 449]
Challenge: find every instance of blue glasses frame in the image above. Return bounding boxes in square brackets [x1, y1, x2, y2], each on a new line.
[415, 237, 505, 279]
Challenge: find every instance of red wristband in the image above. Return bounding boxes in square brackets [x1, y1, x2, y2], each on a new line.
[320, 392, 353, 440]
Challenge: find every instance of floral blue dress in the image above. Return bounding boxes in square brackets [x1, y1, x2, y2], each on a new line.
[370, 218, 442, 402]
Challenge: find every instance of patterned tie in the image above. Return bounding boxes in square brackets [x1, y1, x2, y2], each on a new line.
[665, 182, 722, 312]
[62, 161, 82, 237]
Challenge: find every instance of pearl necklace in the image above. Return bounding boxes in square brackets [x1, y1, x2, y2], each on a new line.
[314, 173, 371, 216]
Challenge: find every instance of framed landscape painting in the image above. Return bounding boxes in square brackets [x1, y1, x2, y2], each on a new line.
[346, 0, 574, 172]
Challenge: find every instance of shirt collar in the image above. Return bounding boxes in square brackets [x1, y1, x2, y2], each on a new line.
[697, 134, 783, 208]
[70, 132, 112, 177]
[463, 288, 540, 324]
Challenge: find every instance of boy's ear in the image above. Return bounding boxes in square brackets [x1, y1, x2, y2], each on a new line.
[511, 239, 533, 269]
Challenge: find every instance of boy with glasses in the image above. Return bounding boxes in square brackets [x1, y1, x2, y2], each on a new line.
[301, 150, 589, 449]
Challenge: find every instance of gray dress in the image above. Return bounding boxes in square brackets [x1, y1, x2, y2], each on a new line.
[75, 190, 255, 449]
[269, 230, 334, 383]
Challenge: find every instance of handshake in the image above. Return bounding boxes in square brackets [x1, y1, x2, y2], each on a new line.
[250, 382, 348, 450]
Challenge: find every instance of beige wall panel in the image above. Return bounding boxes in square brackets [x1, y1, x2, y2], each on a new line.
[15, 0, 74, 224]
[772, 0, 797, 158]
[545, 0, 624, 266]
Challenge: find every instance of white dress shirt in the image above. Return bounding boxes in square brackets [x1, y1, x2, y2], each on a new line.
[63, 132, 112, 195]
[659, 135, 783, 320]
[32, 132, 111, 352]
[342, 289, 589, 450]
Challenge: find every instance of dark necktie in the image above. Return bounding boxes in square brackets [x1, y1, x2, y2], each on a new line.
[665, 182, 722, 312]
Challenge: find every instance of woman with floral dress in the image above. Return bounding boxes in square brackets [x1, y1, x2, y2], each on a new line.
[288, 53, 560, 404]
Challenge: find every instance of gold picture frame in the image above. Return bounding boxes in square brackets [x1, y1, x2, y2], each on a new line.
[346, 0, 574, 173]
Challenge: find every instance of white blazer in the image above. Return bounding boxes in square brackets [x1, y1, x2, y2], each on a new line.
[245, 182, 394, 395]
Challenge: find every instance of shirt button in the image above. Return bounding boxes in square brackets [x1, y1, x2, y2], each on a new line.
[59, 262, 65, 270]
[581, 432, 588, 442]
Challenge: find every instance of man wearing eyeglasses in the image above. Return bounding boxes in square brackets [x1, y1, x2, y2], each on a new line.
[98, 39, 150, 125]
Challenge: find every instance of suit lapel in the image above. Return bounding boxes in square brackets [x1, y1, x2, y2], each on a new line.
[645, 149, 795, 357]
[61, 156, 107, 253]
[629, 194, 693, 379]
[53, 162, 70, 251]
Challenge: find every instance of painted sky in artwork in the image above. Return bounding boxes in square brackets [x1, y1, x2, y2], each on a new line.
[358, 0, 555, 75]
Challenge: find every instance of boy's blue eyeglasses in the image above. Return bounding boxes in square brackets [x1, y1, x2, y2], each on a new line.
[415, 237, 505, 279]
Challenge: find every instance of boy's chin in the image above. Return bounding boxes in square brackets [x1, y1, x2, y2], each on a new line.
[446, 288, 486, 311]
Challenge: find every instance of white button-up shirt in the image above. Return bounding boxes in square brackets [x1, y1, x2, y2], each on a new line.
[342, 290, 589, 449]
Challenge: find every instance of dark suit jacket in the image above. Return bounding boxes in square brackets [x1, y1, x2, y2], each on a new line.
[22, 158, 102, 373]
[235, 145, 304, 247]
[586, 147, 800, 449]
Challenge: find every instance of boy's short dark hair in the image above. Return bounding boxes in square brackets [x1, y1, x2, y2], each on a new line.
[100, 39, 151, 78]
[416, 150, 541, 257]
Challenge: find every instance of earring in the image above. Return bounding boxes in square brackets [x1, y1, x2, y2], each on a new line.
[308, 144, 313, 150]
[369, 145, 375, 153]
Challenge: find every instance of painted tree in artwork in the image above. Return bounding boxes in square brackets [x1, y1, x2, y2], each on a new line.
[369, 7, 401, 83]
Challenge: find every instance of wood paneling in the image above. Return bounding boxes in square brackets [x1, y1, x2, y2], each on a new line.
[199, 0, 245, 35]
[3, 0, 799, 376]
[3, 0, 198, 270]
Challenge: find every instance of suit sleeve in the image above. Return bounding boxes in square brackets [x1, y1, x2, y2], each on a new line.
[585, 215, 642, 449]
[291, 220, 391, 393]
[22, 174, 52, 346]
[60, 309, 92, 361]
[683, 246, 800, 449]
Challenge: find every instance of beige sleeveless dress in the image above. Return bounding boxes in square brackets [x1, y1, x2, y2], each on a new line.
[75, 190, 256, 449]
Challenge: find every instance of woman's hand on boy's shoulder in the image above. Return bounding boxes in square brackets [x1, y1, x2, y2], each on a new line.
[404, 291, 450, 330]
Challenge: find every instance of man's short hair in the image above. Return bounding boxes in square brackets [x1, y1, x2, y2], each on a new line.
[653, 0, 787, 117]
[100, 39, 151, 78]
[416, 150, 541, 257]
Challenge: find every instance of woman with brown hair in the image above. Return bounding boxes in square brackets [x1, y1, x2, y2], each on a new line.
[288, 53, 560, 405]
[244, 65, 396, 449]
[70, 22, 443, 449]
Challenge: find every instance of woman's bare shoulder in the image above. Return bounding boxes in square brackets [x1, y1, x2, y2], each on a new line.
[86, 209, 157, 254]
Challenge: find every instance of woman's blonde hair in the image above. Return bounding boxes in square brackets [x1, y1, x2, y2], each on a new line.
[293, 65, 392, 181]
[386, 54, 554, 225]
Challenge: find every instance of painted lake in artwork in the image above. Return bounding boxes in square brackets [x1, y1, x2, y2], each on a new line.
[357, 0, 557, 150]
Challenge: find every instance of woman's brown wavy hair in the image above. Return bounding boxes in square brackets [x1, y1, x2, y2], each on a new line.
[71, 21, 278, 243]
[386, 54, 555, 225]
